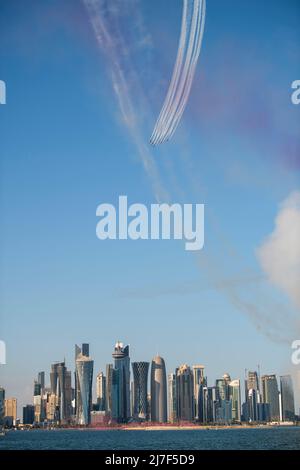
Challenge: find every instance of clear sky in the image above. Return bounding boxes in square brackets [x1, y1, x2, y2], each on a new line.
[0, 0, 300, 415]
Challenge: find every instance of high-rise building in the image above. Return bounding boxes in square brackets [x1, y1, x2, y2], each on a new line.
[132, 362, 149, 420]
[96, 372, 106, 411]
[229, 379, 241, 422]
[248, 388, 258, 422]
[206, 387, 217, 423]
[168, 373, 177, 423]
[105, 364, 114, 415]
[75, 349, 94, 425]
[49, 362, 72, 423]
[46, 393, 58, 422]
[0, 388, 5, 425]
[23, 405, 35, 425]
[280, 375, 295, 421]
[192, 365, 205, 420]
[261, 374, 280, 421]
[198, 384, 209, 423]
[112, 342, 131, 422]
[38, 371, 45, 390]
[151, 356, 167, 423]
[4, 397, 17, 424]
[246, 371, 259, 397]
[257, 402, 270, 422]
[176, 364, 194, 422]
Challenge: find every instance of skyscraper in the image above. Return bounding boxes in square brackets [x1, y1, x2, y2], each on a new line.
[229, 379, 241, 422]
[246, 371, 259, 397]
[96, 372, 106, 411]
[168, 373, 177, 423]
[23, 405, 34, 425]
[37, 371, 45, 390]
[75, 346, 94, 425]
[112, 342, 131, 422]
[105, 364, 114, 415]
[261, 374, 280, 421]
[151, 356, 167, 423]
[4, 398, 17, 424]
[192, 365, 205, 420]
[50, 362, 72, 423]
[176, 364, 194, 422]
[280, 375, 295, 421]
[248, 388, 258, 422]
[132, 361, 149, 420]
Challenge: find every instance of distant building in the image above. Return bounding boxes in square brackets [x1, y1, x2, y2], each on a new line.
[176, 364, 193, 422]
[192, 365, 205, 420]
[248, 388, 258, 422]
[75, 347, 94, 425]
[151, 356, 167, 423]
[49, 362, 72, 423]
[261, 374, 280, 421]
[37, 371, 45, 390]
[229, 379, 241, 422]
[96, 372, 106, 411]
[90, 410, 109, 426]
[257, 402, 270, 422]
[132, 362, 149, 420]
[246, 371, 259, 399]
[23, 405, 35, 425]
[206, 387, 217, 423]
[280, 375, 295, 421]
[4, 397, 17, 425]
[112, 342, 131, 422]
[168, 373, 177, 423]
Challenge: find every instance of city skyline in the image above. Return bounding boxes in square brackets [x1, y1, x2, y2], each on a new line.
[0, 339, 298, 422]
[1, 0, 300, 426]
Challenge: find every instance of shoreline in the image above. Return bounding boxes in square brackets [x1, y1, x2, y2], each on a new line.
[11, 423, 299, 432]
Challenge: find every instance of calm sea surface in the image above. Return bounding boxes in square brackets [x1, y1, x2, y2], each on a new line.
[0, 427, 300, 450]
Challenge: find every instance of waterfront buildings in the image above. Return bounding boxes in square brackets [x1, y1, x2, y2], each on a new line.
[2, 340, 298, 427]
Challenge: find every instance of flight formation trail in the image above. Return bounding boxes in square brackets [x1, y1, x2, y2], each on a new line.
[150, 0, 206, 146]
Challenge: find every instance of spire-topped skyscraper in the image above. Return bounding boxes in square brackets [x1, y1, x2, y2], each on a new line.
[112, 342, 131, 422]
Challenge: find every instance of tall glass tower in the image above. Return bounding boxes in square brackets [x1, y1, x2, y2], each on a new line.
[176, 364, 194, 422]
[151, 356, 167, 423]
[280, 375, 295, 421]
[112, 342, 131, 422]
[75, 346, 93, 425]
[261, 374, 280, 421]
[132, 362, 149, 420]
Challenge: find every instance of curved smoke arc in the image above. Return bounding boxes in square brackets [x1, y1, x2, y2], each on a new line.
[150, 0, 206, 145]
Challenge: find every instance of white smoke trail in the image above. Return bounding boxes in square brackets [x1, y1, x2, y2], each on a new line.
[150, 0, 190, 144]
[155, 0, 201, 144]
[150, 0, 206, 145]
[166, 0, 206, 141]
[83, 0, 168, 202]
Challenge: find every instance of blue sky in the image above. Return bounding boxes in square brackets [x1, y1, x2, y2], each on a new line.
[0, 0, 300, 414]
